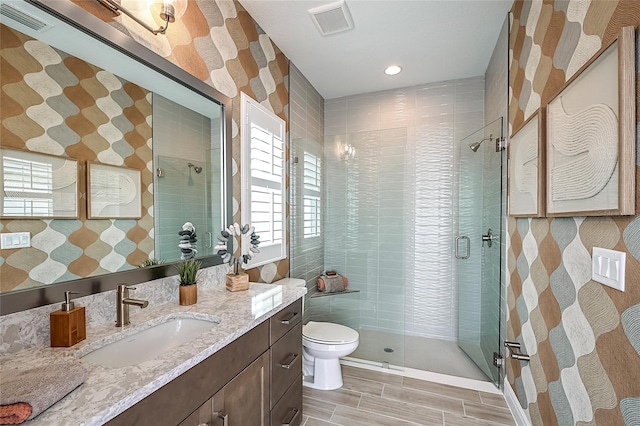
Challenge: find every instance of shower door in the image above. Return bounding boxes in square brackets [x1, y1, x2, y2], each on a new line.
[155, 156, 214, 261]
[455, 117, 504, 386]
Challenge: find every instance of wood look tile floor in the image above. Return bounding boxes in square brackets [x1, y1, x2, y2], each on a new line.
[302, 365, 516, 426]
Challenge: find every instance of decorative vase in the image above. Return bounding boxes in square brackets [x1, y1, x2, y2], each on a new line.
[179, 284, 197, 305]
[226, 273, 249, 292]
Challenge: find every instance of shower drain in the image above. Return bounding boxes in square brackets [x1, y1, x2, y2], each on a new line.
[383, 347, 394, 353]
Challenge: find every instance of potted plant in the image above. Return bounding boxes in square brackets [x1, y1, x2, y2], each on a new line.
[175, 259, 201, 305]
[139, 258, 162, 267]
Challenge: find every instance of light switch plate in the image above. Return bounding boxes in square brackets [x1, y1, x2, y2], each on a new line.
[1, 232, 31, 249]
[592, 247, 626, 291]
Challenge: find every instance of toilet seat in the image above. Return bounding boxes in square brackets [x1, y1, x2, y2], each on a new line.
[303, 321, 359, 344]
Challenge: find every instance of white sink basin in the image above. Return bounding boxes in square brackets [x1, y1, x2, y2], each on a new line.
[81, 317, 218, 368]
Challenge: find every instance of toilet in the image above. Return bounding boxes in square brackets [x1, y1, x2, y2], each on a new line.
[274, 278, 360, 390]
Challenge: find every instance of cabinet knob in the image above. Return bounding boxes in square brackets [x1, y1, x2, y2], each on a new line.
[280, 311, 298, 325]
[280, 353, 299, 369]
[215, 412, 228, 426]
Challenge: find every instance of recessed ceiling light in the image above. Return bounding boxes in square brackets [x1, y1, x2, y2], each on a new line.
[384, 65, 402, 76]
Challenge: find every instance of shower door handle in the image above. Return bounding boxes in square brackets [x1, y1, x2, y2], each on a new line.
[455, 236, 470, 259]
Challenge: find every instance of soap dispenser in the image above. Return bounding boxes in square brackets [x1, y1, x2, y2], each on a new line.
[50, 291, 86, 347]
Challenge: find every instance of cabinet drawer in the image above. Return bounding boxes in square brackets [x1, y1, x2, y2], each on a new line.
[270, 299, 302, 345]
[271, 375, 302, 426]
[270, 322, 302, 408]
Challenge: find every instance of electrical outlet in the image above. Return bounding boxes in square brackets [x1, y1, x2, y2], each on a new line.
[1, 232, 31, 249]
[592, 247, 626, 291]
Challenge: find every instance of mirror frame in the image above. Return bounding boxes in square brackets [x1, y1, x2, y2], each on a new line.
[0, 0, 233, 316]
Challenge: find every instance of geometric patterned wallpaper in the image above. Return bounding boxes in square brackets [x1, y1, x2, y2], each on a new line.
[71, 0, 291, 284]
[0, 24, 153, 292]
[507, 1, 640, 425]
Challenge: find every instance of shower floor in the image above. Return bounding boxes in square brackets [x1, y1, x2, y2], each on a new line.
[348, 328, 489, 381]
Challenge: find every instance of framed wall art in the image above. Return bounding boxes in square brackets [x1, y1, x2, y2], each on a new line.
[546, 26, 636, 216]
[0, 148, 78, 219]
[87, 162, 142, 219]
[508, 108, 546, 217]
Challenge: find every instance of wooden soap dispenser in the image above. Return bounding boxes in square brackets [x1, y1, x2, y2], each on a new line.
[50, 291, 86, 347]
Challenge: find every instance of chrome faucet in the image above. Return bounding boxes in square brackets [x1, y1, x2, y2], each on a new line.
[116, 284, 149, 327]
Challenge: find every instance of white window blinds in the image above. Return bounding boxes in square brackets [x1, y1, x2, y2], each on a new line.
[303, 152, 321, 238]
[241, 93, 286, 267]
[2, 156, 53, 216]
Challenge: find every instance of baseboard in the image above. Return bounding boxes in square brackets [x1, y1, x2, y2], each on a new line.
[504, 380, 531, 426]
[340, 358, 500, 394]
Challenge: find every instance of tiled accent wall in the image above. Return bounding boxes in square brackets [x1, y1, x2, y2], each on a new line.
[322, 77, 485, 340]
[507, 1, 640, 424]
[484, 16, 510, 386]
[289, 63, 325, 294]
[0, 24, 153, 292]
[72, 0, 290, 284]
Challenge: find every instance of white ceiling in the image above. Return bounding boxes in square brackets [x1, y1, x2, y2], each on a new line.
[238, 0, 513, 99]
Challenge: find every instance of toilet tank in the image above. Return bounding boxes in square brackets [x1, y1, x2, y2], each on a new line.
[273, 278, 307, 313]
[273, 278, 306, 288]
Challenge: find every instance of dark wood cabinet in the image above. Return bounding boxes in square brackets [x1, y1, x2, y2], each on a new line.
[269, 299, 303, 426]
[270, 322, 302, 407]
[105, 298, 303, 426]
[270, 375, 302, 426]
[270, 299, 302, 345]
[179, 351, 269, 426]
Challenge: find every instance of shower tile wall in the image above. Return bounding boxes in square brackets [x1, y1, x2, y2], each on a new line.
[324, 127, 408, 332]
[324, 77, 485, 340]
[153, 95, 213, 260]
[288, 64, 325, 296]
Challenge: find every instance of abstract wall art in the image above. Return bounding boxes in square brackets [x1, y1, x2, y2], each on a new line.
[88, 162, 142, 219]
[508, 108, 545, 217]
[546, 26, 636, 216]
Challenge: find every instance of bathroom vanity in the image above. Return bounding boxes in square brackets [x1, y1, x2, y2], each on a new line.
[108, 300, 303, 426]
[0, 283, 305, 425]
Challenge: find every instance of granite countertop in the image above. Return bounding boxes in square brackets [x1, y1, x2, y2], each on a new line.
[0, 283, 306, 425]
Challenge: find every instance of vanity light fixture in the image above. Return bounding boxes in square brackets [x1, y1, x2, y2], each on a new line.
[340, 143, 356, 161]
[95, 0, 187, 35]
[384, 65, 402, 76]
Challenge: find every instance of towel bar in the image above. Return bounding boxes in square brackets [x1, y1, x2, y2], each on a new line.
[504, 341, 530, 362]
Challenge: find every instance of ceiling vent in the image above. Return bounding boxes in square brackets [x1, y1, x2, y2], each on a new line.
[308, 0, 354, 36]
[0, 3, 51, 32]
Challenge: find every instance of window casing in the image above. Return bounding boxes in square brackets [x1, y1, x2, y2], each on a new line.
[241, 93, 286, 267]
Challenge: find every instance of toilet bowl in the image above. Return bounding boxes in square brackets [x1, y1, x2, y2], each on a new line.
[273, 278, 360, 390]
[302, 321, 359, 390]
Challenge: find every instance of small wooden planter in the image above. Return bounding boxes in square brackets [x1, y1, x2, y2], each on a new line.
[179, 284, 197, 305]
[226, 273, 249, 292]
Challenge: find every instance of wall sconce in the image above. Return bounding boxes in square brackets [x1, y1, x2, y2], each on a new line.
[96, 0, 187, 35]
[340, 144, 356, 162]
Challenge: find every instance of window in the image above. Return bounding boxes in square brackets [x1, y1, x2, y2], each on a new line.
[241, 93, 286, 267]
[303, 152, 321, 238]
[2, 156, 53, 216]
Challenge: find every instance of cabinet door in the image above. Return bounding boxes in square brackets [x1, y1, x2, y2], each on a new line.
[212, 351, 270, 426]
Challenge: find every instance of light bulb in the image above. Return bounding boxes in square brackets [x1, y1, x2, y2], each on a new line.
[149, 0, 188, 22]
[384, 65, 402, 76]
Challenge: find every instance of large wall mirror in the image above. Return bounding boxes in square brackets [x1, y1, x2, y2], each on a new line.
[0, 0, 232, 315]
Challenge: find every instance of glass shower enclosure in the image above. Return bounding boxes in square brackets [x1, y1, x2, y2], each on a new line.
[455, 117, 504, 385]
